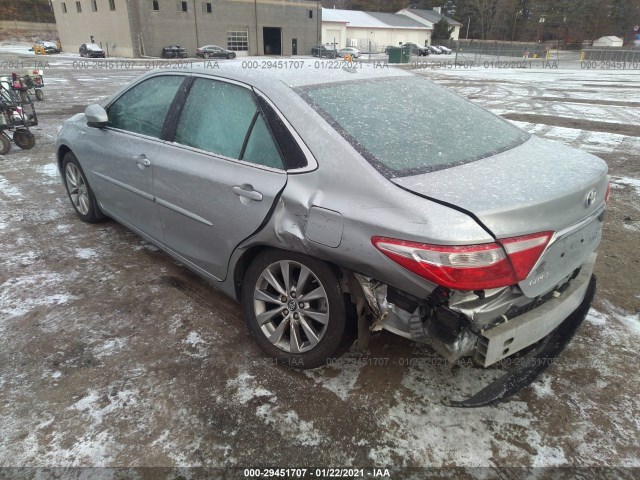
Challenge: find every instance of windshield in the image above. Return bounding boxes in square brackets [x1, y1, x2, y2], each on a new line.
[297, 76, 529, 178]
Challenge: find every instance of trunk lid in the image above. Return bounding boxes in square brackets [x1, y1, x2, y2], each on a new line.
[392, 135, 608, 239]
[392, 135, 608, 297]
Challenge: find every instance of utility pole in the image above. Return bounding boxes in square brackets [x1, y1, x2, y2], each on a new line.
[466, 17, 470, 39]
[192, 0, 200, 49]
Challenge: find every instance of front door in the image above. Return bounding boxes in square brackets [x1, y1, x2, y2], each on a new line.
[81, 74, 187, 243]
[153, 77, 287, 280]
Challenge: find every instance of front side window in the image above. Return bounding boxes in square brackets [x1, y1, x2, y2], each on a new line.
[175, 78, 283, 169]
[298, 76, 530, 178]
[107, 75, 184, 138]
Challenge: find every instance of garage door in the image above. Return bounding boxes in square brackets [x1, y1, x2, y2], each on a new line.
[326, 29, 341, 47]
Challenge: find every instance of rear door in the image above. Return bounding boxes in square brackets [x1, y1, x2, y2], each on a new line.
[81, 74, 187, 242]
[152, 77, 288, 280]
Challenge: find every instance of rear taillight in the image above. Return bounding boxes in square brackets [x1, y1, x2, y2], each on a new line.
[372, 232, 552, 291]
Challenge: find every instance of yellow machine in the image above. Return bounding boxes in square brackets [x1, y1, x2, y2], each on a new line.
[33, 44, 46, 55]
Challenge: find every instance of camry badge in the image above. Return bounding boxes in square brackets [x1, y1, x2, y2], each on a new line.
[585, 189, 597, 208]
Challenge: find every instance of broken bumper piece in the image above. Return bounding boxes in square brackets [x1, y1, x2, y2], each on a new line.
[445, 274, 596, 408]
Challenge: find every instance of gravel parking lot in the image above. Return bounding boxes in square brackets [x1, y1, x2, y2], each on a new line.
[1, 46, 639, 476]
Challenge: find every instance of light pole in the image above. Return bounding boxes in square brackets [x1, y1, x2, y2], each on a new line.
[537, 16, 545, 43]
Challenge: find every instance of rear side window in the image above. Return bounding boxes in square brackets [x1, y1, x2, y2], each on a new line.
[107, 75, 184, 138]
[175, 78, 284, 169]
[243, 115, 283, 169]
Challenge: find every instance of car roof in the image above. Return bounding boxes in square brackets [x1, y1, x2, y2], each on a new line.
[176, 62, 411, 89]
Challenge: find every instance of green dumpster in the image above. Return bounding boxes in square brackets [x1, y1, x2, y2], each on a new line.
[387, 46, 410, 64]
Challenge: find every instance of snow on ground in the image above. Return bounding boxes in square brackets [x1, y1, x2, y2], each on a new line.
[0, 52, 639, 470]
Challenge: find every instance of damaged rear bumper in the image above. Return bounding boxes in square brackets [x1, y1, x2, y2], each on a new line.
[447, 273, 596, 407]
[351, 254, 598, 406]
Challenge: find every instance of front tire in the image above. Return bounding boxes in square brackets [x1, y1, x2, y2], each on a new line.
[35, 89, 44, 101]
[227, 53, 235, 59]
[62, 152, 106, 223]
[242, 250, 350, 369]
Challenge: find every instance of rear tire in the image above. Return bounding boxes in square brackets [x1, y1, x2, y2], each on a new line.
[62, 151, 106, 223]
[35, 89, 44, 101]
[242, 250, 350, 369]
[13, 130, 35, 150]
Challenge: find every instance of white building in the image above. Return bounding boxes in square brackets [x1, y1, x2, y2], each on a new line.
[397, 7, 462, 41]
[592, 36, 624, 47]
[322, 8, 430, 52]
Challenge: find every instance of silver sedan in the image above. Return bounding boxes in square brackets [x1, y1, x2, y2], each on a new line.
[56, 65, 608, 402]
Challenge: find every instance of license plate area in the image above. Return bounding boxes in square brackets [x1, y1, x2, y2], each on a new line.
[519, 212, 603, 298]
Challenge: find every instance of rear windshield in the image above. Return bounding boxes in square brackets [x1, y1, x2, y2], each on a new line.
[297, 76, 529, 178]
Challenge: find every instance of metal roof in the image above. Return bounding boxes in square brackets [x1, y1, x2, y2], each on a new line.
[322, 8, 429, 30]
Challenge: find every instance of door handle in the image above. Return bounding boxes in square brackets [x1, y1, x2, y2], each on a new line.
[233, 185, 263, 202]
[133, 154, 151, 168]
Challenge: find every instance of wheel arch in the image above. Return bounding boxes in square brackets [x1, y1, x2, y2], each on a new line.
[57, 144, 73, 172]
[232, 244, 348, 303]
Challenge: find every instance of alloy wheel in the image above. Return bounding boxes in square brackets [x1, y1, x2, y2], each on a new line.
[65, 162, 90, 215]
[253, 260, 329, 353]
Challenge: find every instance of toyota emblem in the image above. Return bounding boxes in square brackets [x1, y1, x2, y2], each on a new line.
[585, 189, 597, 208]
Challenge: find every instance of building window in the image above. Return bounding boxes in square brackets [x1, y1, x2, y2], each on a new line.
[152, 0, 159, 10]
[177, 1, 187, 12]
[61, 2, 67, 13]
[109, 0, 116, 11]
[76, 1, 82, 13]
[227, 28, 248, 51]
[309, 10, 313, 19]
[202, 2, 212, 13]
[91, 0, 97, 12]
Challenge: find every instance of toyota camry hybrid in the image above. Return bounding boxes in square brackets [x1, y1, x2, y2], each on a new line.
[56, 65, 609, 405]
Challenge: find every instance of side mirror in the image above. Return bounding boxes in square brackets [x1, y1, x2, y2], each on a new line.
[85, 104, 108, 128]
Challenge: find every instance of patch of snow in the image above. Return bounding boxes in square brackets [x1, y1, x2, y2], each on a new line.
[182, 330, 209, 358]
[255, 404, 324, 446]
[611, 176, 640, 197]
[0, 175, 23, 198]
[303, 358, 364, 401]
[227, 373, 273, 404]
[75, 248, 97, 259]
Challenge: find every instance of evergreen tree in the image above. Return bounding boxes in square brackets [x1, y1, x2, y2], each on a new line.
[432, 17, 455, 40]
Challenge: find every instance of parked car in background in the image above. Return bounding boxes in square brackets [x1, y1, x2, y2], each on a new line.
[337, 47, 361, 58]
[312, 45, 338, 58]
[427, 45, 444, 54]
[161, 45, 188, 59]
[56, 65, 608, 406]
[196, 45, 236, 59]
[79, 43, 105, 58]
[403, 43, 429, 56]
[437, 45, 453, 54]
[33, 40, 60, 54]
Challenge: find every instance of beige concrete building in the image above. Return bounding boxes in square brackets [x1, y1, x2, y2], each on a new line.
[51, 0, 321, 58]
